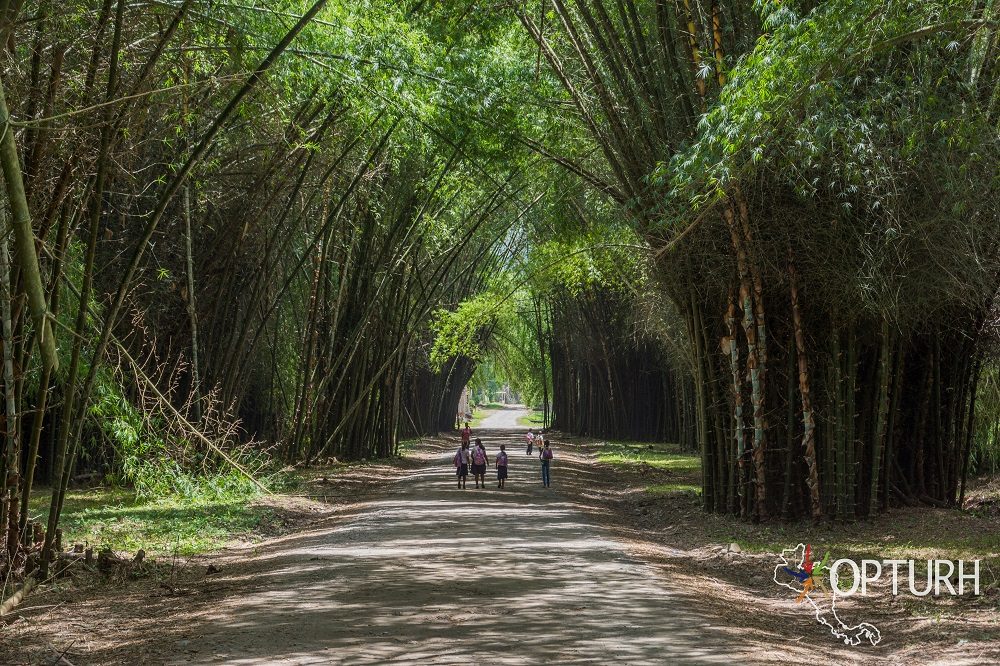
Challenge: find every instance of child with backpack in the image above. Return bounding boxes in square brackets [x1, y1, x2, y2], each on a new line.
[471, 438, 489, 489]
[540, 440, 553, 488]
[454, 441, 471, 489]
[496, 444, 509, 489]
[525, 428, 535, 455]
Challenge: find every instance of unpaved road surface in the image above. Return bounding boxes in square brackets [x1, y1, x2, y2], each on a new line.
[139, 421, 738, 664]
[477, 405, 530, 429]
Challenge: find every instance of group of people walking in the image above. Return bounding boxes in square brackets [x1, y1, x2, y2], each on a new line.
[453, 425, 553, 489]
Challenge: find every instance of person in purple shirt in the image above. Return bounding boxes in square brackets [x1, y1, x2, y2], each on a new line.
[454, 441, 471, 489]
[496, 444, 509, 489]
[471, 438, 489, 489]
[540, 440, 553, 488]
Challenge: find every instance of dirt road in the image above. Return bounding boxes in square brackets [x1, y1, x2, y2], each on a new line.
[132, 420, 738, 664]
[477, 405, 530, 429]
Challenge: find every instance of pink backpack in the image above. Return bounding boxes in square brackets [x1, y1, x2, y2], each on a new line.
[473, 448, 486, 465]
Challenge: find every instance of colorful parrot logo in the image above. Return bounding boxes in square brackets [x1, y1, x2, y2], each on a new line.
[781, 543, 831, 602]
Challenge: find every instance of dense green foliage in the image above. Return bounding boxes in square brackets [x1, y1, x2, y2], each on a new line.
[0, 0, 998, 590]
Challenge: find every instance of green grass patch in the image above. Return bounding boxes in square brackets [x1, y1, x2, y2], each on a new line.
[647, 482, 702, 496]
[27, 488, 277, 556]
[397, 438, 420, 455]
[598, 440, 701, 474]
[712, 516, 1000, 563]
[516, 410, 544, 427]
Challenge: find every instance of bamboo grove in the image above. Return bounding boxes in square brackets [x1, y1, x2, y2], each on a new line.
[515, 0, 1000, 521]
[0, 1, 540, 579]
[1, 0, 999, 592]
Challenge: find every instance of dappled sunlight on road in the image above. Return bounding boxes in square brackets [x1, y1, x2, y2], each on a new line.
[142, 428, 740, 664]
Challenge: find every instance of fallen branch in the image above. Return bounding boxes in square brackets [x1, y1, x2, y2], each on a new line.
[113, 338, 271, 495]
[0, 575, 36, 616]
[46, 277, 271, 495]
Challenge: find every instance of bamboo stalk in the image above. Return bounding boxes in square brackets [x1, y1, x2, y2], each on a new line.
[681, 0, 707, 101]
[0, 213, 17, 482]
[711, 1, 727, 86]
[845, 328, 857, 519]
[782, 338, 797, 519]
[833, 327, 846, 520]
[0, 75, 57, 372]
[724, 286, 745, 513]
[788, 249, 821, 520]
[183, 184, 202, 423]
[869, 323, 891, 516]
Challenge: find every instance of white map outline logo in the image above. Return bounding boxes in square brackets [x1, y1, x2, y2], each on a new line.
[773, 543, 881, 646]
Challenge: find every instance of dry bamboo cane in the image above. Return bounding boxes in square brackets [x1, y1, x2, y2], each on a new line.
[788, 248, 822, 520]
[43, 0, 126, 575]
[0, 575, 35, 615]
[688, 292, 711, 510]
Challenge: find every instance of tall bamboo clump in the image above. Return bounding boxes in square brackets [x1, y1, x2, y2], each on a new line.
[548, 287, 689, 446]
[0, 0, 530, 586]
[518, 0, 1000, 519]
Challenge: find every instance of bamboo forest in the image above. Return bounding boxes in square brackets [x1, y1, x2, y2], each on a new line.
[0, 1, 999, 663]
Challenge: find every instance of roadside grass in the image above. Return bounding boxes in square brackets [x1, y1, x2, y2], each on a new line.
[25, 447, 420, 557]
[597, 440, 700, 474]
[704, 477, 1000, 568]
[27, 488, 278, 556]
[714, 495, 1000, 569]
[646, 482, 702, 496]
[516, 410, 544, 427]
[397, 438, 420, 455]
[596, 440, 702, 498]
[595, 439, 1000, 573]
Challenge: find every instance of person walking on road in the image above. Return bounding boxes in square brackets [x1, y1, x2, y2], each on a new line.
[496, 444, 509, 489]
[525, 428, 535, 455]
[540, 440, 553, 488]
[472, 438, 489, 489]
[454, 441, 471, 489]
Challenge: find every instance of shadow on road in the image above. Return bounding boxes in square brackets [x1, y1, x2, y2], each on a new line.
[81, 430, 748, 665]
